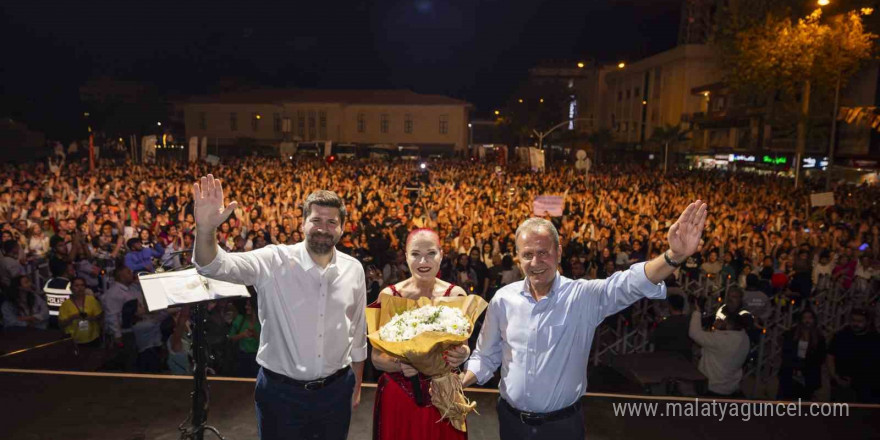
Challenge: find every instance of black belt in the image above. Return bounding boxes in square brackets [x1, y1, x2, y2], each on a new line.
[501, 398, 581, 426]
[263, 366, 351, 391]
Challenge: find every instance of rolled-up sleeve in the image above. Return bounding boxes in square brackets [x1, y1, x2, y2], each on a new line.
[350, 268, 368, 363]
[193, 243, 277, 287]
[588, 261, 666, 321]
[466, 298, 503, 385]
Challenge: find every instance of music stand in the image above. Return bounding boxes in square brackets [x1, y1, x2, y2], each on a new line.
[139, 267, 250, 440]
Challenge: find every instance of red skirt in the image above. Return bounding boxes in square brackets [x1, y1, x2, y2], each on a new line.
[373, 372, 467, 440]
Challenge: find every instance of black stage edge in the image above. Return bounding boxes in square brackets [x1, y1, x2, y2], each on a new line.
[2, 372, 879, 440]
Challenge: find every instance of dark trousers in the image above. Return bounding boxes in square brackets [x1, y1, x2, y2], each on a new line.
[497, 398, 585, 440]
[235, 350, 260, 378]
[255, 366, 355, 440]
[136, 346, 162, 373]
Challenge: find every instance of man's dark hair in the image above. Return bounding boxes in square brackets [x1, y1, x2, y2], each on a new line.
[113, 266, 131, 279]
[2, 239, 17, 255]
[303, 190, 346, 224]
[127, 238, 140, 250]
[667, 294, 685, 312]
[49, 235, 65, 249]
[49, 258, 68, 277]
[501, 255, 514, 270]
[726, 285, 744, 297]
[746, 273, 761, 289]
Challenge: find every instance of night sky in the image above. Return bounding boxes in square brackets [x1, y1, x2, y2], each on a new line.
[1, 0, 681, 139]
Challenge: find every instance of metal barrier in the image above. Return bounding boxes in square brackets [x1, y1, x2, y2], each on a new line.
[589, 270, 879, 399]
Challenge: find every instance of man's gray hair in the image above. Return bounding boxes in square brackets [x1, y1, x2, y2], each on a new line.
[514, 218, 560, 251]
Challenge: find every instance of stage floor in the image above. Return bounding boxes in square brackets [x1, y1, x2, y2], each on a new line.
[1, 370, 879, 440]
[1, 329, 878, 439]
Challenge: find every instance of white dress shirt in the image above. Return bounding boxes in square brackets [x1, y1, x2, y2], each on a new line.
[195, 242, 367, 381]
[101, 281, 143, 338]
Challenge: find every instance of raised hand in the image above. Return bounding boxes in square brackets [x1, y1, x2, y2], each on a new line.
[193, 174, 238, 232]
[667, 200, 708, 261]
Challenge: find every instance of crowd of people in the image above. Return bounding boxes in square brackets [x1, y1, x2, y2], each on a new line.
[0, 154, 877, 393]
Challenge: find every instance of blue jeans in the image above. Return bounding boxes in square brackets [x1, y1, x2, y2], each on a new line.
[255, 366, 355, 440]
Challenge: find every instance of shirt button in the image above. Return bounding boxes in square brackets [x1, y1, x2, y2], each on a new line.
[319, 334, 323, 338]
[318, 354, 322, 358]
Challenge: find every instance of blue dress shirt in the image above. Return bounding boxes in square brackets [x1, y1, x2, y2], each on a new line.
[466, 261, 666, 413]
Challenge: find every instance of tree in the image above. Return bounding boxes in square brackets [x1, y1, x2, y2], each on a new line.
[649, 124, 691, 174]
[717, 5, 875, 187]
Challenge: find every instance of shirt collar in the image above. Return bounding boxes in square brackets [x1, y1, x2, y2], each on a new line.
[519, 271, 562, 301]
[299, 242, 338, 274]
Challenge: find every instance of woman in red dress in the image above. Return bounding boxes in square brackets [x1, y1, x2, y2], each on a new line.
[370, 228, 471, 440]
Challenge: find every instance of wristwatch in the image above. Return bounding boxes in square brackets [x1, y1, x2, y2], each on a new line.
[664, 250, 682, 268]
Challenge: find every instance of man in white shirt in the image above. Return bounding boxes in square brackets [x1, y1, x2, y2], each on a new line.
[192, 175, 366, 440]
[101, 266, 142, 371]
[1, 240, 26, 291]
[689, 303, 750, 396]
[101, 267, 142, 342]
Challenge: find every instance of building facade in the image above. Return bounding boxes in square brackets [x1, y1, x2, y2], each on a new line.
[601, 44, 722, 147]
[525, 61, 615, 135]
[181, 89, 471, 155]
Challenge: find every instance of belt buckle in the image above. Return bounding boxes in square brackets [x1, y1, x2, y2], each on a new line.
[519, 411, 544, 426]
[304, 378, 326, 391]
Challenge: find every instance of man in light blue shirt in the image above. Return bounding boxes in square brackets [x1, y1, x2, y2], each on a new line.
[463, 200, 708, 439]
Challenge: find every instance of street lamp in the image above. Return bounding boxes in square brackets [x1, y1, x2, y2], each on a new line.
[532, 117, 595, 150]
[157, 122, 162, 126]
[494, 110, 500, 115]
[577, 62, 585, 68]
[818, 0, 830, 6]
[617, 62, 626, 69]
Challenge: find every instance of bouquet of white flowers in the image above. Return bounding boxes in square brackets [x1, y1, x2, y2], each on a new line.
[378, 305, 470, 342]
[367, 294, 488, 432]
